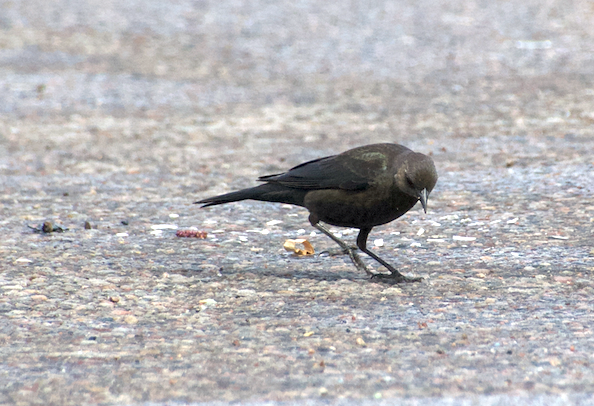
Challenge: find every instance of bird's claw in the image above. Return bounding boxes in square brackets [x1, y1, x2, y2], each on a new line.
[370, 272, 423, 284]
[320, 246, 358, 256]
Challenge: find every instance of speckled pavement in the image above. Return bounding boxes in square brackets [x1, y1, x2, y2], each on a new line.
[1, 1, 594, 405]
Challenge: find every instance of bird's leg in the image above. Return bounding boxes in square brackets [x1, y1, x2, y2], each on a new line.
[313, 223, 373, 277]
[356, 227, 422, 283]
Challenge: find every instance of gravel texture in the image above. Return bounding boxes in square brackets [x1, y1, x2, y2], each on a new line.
[1, 0, 594, 405]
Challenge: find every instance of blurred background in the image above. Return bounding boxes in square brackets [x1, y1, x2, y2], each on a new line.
[1, 0, 593, 117]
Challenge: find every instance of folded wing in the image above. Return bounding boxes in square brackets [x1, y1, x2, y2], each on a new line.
[259, 144, 401, 191]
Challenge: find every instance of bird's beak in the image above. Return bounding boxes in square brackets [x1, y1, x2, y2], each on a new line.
[419, 189, 428, 214]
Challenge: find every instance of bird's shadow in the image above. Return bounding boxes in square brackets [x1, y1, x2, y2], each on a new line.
[166, 262, 420, 286]
[167, 264, 357, 282]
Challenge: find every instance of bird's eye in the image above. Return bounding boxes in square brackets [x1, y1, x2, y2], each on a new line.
[405, 176, 414, 188]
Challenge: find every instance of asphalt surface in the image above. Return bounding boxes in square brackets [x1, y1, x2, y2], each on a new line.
[1, 0, 594, 405]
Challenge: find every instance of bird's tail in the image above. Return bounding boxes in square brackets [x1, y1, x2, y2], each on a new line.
[195, 183, 307, 207]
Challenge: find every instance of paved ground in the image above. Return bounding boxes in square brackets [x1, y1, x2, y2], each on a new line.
[1, 0, 594, 405]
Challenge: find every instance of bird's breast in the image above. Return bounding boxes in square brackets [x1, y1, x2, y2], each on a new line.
[304, 187, 418, 228]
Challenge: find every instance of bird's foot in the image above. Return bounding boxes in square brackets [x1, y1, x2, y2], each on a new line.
[343, 245, 359, 252]
[343, 248, 375, 278]
[370, 272, 423, 284]
[320, 246, 359, 256]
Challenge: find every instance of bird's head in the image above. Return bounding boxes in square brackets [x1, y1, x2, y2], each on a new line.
[394, 153, 438, 213]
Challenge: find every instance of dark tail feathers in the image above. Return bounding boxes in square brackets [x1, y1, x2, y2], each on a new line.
[195, 183, 307, 207]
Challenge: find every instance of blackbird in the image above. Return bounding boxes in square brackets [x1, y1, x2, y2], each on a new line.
[196, 143, 438, 283]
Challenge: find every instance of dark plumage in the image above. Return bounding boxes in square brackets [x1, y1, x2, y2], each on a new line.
[196, 143, 438, 283]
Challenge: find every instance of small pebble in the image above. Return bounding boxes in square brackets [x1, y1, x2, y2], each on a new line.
[124, 315, 138, 324]
[151, 224, 178, 230]
[453, 236, 476, 241]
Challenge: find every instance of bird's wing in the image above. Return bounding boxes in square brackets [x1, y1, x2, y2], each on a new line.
[258, 149, 391, 191]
